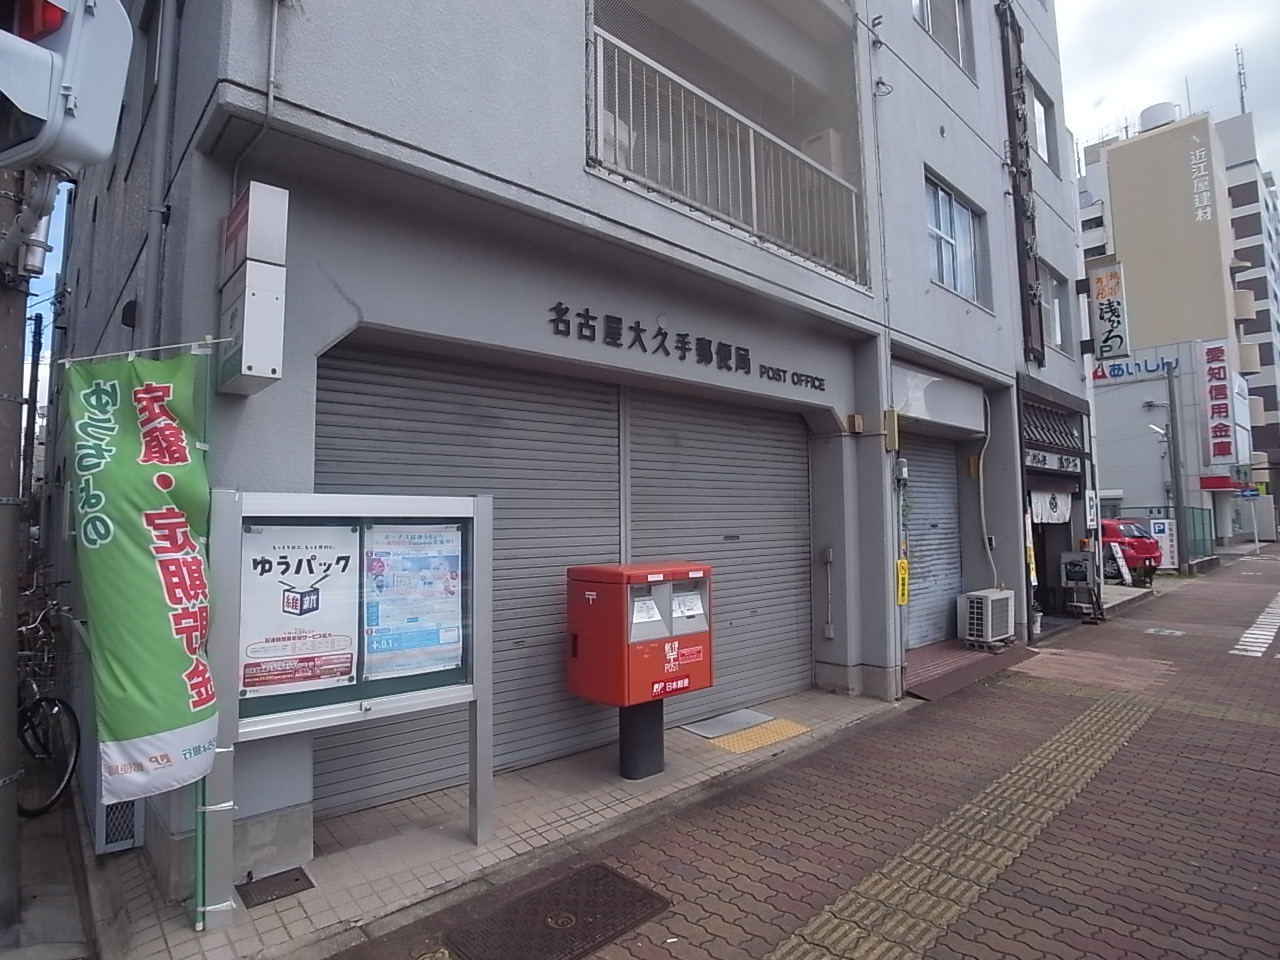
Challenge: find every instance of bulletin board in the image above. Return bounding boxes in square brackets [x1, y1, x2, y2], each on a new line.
[209, 492, 493, 741]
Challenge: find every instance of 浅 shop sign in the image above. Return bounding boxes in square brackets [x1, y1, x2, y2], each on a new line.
[546, 301, 827, 392]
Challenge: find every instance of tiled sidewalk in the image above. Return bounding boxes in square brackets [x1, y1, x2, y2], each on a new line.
[322, 544, 1280, 960]
[83, 690, 893, 960]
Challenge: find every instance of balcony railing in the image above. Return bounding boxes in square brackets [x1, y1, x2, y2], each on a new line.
[591, 29, 865, 284]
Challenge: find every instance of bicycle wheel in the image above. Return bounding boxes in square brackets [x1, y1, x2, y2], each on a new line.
[17, 697, 79, 817]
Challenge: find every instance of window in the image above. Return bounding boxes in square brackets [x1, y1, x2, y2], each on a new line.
[1083, 244, 1107, 259]
[1230, 180, 1260, 208]
[1238, 244, 1266, 268]
[1242, 314, 1272, 337]
[1043, 268, 1071, 353]
[1028, 82, 1057, 170]
[1233, 213, 1262, 241]
[914, 0, 971, 71]
[927, 180, 980, 301]
[1239, 275, 1270, 300]
[1118, 523, 1153, 540]
[1081, 215, 1104, 231]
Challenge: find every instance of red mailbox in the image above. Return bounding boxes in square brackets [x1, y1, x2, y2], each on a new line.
[567, 562, 713, 708]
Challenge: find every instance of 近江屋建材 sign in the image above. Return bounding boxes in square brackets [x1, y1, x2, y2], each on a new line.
[67, 354, 217, 803]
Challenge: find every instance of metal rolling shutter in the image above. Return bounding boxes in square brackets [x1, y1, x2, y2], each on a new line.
[628, 390, 812, 724]
[902, 435, 963, 648]
[312, 350, 621, 815]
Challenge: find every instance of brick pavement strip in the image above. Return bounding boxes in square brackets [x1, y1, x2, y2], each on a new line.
[764, 696, 1154, 960]
[322, 556, 1280, 960]
[1003, 670, 1280, 729]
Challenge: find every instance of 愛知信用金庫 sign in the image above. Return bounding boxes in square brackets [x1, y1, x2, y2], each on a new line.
[67, 355, 218, 804]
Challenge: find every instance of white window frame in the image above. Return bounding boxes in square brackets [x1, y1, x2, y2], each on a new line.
[913, 0, 972, 72]
[927, 180, 980, 302]
[1028, 79, 1057, 171]
[1042, 266, 1071, 354]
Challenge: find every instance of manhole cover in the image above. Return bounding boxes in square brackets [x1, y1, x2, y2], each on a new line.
[235, 867, 314, 909]
[445, 864, 668, 960]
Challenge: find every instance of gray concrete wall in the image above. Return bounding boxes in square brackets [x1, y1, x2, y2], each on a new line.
[205, 179, 864, 493]
[47, 0, 1083, 896]
[209, 0, 880, 335]
[868, 0, 1017, 375]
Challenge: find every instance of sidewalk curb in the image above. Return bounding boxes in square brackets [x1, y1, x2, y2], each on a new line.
[1104, 587, 1156, 617]
[70, 776, 129, 960]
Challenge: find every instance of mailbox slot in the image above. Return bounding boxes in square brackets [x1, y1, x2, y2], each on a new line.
[669, 579, 708, 637]
[629, 583, 671, 642]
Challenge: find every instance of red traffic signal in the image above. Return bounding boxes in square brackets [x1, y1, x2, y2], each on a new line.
[14, 1, 67, 41]
[0, 0, 132, 175]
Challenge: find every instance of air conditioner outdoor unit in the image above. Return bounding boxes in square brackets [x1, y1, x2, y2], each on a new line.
[599, 110, 631, 164]
[801, 127, 843, 174]
[956, 589, 1015, 643]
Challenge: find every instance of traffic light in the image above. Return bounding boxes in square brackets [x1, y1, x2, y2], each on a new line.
[1, 0, 132, 175]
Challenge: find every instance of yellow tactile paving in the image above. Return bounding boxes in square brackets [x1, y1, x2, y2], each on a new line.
[767, 695, 1154, 960]
[710, 718, 810, 754]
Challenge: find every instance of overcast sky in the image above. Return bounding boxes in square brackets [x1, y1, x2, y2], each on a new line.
[1057, 0, 1280, 174]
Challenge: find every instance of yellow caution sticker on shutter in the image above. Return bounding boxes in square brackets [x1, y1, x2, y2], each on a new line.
[896, 559, 910, 606]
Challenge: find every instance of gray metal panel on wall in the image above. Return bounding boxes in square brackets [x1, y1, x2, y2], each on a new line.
[627, 390, 812, 724]
[902, 435, 963, 649]
[312, 349, 621, 815]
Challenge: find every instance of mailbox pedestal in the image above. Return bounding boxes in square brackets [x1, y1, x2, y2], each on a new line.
[566, 562, 713, 780]
[618, 699, 664, 780]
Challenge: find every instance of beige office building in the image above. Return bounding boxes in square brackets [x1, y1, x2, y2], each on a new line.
[1081, 106, 1268, 548]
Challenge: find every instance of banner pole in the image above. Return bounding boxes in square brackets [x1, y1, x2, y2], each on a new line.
[194, 778, 206, 931]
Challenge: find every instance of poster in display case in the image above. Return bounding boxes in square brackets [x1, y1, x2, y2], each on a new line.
[239, 524, 360, 697]
[363, 525, 464, 680]
[218, 494, 492, 734]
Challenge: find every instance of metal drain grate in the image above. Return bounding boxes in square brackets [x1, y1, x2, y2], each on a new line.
[235, 867, 314, 909]
[445, 864, 668, 960]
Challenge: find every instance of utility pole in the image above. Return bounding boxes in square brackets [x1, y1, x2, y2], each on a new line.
[0, 167, 27, 942]
[1166, 363, 1190, 575]
[22, 313, 43, 502]
[21, 312, 44, 580]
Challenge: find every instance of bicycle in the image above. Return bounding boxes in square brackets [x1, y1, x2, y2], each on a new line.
[16, 598, 79, 818]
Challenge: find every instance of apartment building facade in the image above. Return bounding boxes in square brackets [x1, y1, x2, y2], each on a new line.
[1219, 114, 1280, 459]
[46, 0, 1085, 909]
[1082, 107, 1264, 548]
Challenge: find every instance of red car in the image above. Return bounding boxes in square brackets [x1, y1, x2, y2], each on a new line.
[1101, 518, 1163, 584]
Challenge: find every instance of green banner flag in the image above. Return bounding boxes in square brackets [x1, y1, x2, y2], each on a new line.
[67, 354, 218, 803]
